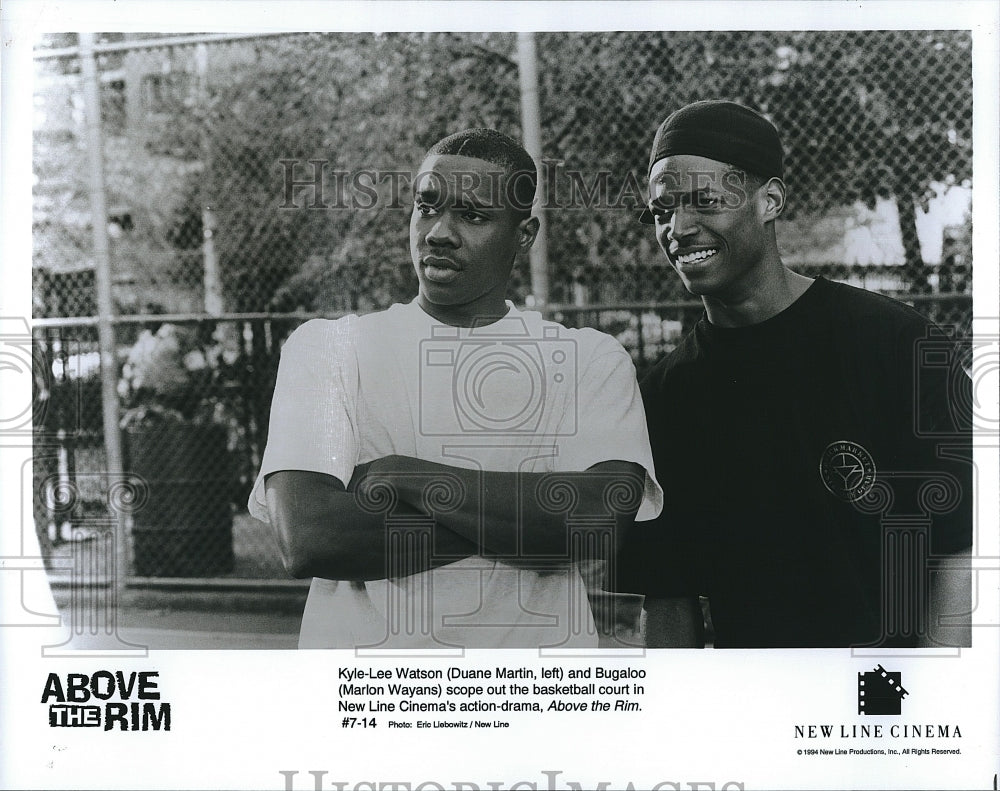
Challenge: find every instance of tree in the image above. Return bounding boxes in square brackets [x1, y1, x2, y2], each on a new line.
[187, 33, 524, 313]
[761, 31, 971, 289]
[140, 31, 972, 312]
[533, 31, 971, 297]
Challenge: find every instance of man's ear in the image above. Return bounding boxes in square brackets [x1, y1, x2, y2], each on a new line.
[761, 177, 786, 222]
[517, 215, 540, 251]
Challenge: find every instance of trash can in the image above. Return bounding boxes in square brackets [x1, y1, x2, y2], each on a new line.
[125, 420, 235, 577]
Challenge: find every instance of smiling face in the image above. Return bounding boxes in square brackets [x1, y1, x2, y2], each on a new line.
[648, 154, 779, 302]
[410, 154, 537, 326]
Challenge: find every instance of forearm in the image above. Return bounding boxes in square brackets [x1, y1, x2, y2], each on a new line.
[265, 470, 477, 581]
[920, 549, 972, 647]
[643, 597, 705, 648]
[367, 456, 644, 561]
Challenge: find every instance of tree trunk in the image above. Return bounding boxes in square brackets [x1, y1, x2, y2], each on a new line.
[897, 192, 929, 294]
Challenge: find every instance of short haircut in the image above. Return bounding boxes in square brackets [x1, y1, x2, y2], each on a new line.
[424, 128, 537, 216]
[725, 165, 768, 193]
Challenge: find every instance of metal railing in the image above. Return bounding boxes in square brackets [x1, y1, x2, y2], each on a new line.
[33, 284, 971, 585]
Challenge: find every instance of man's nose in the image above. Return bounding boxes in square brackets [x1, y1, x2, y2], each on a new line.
[667, 206, 698, 242]
[425, 213, 459, 247]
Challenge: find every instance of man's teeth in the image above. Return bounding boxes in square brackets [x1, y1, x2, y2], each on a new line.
[676, 249, 719, 264]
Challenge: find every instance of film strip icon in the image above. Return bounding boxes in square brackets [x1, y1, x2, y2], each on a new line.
[858, 664, 909, 715]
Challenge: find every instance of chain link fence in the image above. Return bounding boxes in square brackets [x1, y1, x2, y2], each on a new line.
[32, 31, 973, 582]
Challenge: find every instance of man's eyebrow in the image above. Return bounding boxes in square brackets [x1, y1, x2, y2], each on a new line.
[413, 186, 442, 202]
[413, 188, 499, 210]
[652, 173, 726, 189]
[650, 186, 722, 202]
[454, 195, 499, 210]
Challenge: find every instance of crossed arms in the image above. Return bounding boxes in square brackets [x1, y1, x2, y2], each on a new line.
[265, 456, 645, 581]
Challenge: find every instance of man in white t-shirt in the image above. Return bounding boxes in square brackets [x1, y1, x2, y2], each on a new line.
[249, 128, 662, 649]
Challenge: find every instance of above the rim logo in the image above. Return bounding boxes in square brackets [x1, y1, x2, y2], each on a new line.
[820, 440, 876, 502]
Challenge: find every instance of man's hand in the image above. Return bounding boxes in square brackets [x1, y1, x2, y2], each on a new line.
[346, 460, 374, 492]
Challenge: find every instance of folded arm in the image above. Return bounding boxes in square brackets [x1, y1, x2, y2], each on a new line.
[919, 548, 972, 647]
[643, 597, 705, 648]
[364, 455, 646, 561]
[264, 469, 478, 581]
[265, 456, 646, 581]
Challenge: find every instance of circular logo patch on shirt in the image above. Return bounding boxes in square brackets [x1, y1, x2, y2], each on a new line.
[820, 440, 877, 502]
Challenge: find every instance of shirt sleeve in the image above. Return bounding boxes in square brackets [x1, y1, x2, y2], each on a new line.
[247, 317, 361, 523]
[553, 332, 663, 522]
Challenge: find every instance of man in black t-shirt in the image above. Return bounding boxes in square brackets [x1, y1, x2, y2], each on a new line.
[619, 100, 972, 648]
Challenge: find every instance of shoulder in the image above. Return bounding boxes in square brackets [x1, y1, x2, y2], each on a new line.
[526, 310, 632, 362]
[290, 304, 412, 342]
[814, 278, 931, 334]
[281, 315, 360, 358]
[285, 314, 359, 340]
[808, 279, 945, 367]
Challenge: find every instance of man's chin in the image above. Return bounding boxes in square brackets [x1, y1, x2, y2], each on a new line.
[677, 275, 710, 297]
[417, 288, 460, 307]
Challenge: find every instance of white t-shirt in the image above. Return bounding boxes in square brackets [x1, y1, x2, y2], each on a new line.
[249, 300, 662, 648]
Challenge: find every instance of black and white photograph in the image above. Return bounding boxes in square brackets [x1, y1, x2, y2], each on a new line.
[2, 1, 998, 789]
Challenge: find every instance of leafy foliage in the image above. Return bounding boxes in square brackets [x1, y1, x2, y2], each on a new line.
[60, 31, 970, 313]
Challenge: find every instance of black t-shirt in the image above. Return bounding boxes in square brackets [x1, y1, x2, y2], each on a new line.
[619, 278, 972, 647]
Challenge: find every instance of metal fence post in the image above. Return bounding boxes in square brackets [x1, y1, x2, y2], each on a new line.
[78, 33, 127, 577]
[517, 32, 550, 307]
[196, 42, 223, 316]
